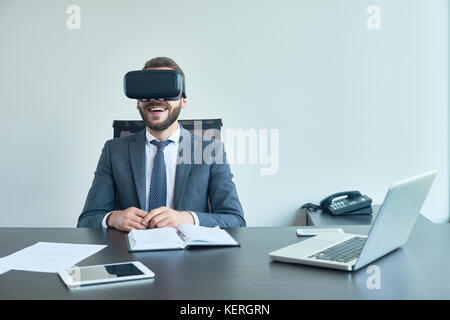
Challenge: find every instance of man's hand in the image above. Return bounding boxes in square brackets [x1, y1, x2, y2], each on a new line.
[106, 207, 147, 232]
[142, 207, 194, 229]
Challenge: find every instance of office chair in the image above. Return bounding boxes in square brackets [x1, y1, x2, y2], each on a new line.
[112, 119, 223, 140]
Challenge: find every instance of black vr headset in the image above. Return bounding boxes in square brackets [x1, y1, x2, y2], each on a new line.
[123, 69, 186, 101]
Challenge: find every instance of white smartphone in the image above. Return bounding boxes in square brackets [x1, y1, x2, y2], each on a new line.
[58, 261, 154, 289]
[296, 228, 344, 236]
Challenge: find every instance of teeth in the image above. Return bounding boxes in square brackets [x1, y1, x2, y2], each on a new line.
[150, 107, 165, 112]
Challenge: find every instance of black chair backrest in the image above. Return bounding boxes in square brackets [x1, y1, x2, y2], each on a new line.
[113, 119, 223, 140]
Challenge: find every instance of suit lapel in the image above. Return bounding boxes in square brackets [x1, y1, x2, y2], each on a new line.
[129, 130, 147, 210]
[174, 127, 194, 209]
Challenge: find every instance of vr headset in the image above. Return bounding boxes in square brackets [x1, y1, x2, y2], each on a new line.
[123, 69, 186, 101]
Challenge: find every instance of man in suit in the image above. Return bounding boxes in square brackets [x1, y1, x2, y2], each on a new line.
[77, 57, 245, 231]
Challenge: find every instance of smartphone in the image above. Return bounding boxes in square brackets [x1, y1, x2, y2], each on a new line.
[58, 261, 154, 289]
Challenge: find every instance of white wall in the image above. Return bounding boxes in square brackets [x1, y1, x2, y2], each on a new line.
[0, 0, 448, 227]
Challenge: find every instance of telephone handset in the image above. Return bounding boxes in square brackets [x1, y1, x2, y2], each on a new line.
[319, 191, 372, 215]
[301, 191, 373, 215]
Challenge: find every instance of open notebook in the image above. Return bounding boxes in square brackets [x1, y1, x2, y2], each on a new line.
[127, 224, 239, 252]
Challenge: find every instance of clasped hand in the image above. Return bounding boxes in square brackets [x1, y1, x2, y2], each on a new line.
[107, 206, 194, 232]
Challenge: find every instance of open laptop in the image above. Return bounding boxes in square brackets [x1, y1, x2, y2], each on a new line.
[269, 171, 437, 271]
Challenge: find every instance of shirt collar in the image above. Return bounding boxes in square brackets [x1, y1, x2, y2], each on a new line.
[145, 124, 180, 145]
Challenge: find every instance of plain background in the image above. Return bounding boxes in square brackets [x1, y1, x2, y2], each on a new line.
[0, 0, 448, 227]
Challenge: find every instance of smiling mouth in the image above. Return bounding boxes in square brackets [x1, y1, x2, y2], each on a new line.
[147, 106, 168, 113]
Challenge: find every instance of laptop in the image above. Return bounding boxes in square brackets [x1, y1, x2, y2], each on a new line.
[269, 171, 437, 271]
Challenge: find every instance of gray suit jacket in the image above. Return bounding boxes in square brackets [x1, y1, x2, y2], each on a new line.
[77, 127, 245, 228]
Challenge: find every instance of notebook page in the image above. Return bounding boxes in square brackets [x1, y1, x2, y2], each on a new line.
[178, 225, 238, 246]
[129, 228, 184, 250]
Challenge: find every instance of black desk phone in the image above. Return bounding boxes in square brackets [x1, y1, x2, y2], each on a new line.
[302, 191, 373, 215]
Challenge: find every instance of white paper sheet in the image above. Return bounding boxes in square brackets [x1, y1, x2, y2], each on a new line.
[0, 242, 107, 273]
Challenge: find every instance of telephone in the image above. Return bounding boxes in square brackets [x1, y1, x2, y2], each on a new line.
[301, 191, 373, 216]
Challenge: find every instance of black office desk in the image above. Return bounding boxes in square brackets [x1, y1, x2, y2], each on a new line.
[0, 215, 449, 300]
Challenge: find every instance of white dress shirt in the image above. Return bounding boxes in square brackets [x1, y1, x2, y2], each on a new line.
[102, 124, 199, 228]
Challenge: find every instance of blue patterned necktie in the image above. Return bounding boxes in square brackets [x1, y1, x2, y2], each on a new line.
[148, 139, 172, 211]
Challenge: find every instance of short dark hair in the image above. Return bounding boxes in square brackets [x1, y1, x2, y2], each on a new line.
[143, 57, 186, 97]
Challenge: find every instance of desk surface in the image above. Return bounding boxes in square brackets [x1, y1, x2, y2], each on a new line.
[0, 215, 449, 300]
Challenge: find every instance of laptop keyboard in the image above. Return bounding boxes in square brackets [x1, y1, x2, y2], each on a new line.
[308, 236, 367, 263]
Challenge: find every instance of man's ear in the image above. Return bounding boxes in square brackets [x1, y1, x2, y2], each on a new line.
[181, 97, 187, 110]
[136, 101, 140, 110]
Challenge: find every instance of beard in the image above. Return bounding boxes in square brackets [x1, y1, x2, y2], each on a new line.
[138, 100, 182, 131]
